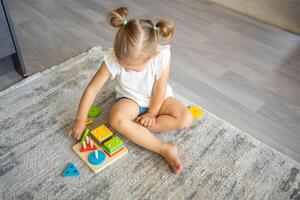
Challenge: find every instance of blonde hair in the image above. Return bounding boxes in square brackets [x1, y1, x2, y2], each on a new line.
[107, 7, 174, 64]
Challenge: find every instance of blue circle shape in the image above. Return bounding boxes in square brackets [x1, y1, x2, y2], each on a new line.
[88, 150, 106, 165]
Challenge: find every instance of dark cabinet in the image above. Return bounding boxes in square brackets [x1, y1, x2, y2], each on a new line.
[0, 0, 27, 78]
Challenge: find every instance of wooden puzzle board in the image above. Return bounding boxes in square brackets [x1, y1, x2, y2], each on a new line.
[72, 141, 128, 174]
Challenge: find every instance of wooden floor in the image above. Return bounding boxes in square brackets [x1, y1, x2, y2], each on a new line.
[4, 0, 300, 162]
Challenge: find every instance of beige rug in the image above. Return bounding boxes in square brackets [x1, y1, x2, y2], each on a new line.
[209, 0, 300, 35]
[1, 47, 300, 199]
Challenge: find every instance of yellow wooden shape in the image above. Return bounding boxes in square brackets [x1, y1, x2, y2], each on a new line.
[85, 119, 93, 125]
[90, 124, 113, 143]
[188, 106, 204, 119]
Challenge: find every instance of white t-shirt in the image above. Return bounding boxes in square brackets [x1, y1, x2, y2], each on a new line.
[103, 44, 173, 107]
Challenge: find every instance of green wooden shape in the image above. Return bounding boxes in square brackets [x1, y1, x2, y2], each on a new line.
[103, 136, 124, 153]
[88, 106, 101, 118]
[80, 129, 90, 144]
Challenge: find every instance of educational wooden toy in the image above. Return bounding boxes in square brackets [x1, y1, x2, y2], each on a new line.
[90, 124, 113, 144]
[188, 106, 204, 119]
[80, 136, 97, 152]
[80, 129, 90, 144]
[88, 105, 101, 118]
[61, 162, 80, 177]
[72, 139, 128, 174]
[104, 146, 125, 157]
[103, 136, 124, 156]
[88, 150, 106, 165]
[85, 119, 93, 125]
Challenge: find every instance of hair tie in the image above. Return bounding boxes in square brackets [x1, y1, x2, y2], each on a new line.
[123, 19, 128, 26]
[153, 25, 158, 31]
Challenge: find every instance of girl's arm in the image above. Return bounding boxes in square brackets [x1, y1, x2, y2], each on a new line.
[135, 61, 170, 127]
[148, 60, 171, 116]
[69, 62, 110, 140]
[76, 62, 110, 121]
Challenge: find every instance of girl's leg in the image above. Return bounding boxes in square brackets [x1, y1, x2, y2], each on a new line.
[147, 97, 193, 133]
[109, 98, 183, 173]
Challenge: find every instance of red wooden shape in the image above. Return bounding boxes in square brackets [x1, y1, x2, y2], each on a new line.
[80, 143, 97, 152]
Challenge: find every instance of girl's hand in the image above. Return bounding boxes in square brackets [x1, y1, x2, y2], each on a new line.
[135, 112, 156, 127]
[68, 119, 86, 140]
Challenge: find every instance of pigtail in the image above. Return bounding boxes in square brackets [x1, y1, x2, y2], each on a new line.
[156, 19, 174, 42]
[107, 7, 129, 28]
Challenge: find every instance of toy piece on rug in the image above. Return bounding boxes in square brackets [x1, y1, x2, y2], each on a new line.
[188, 106, 204, 119]
[90, 124, 113, 144]
[88, 105, 101, 118]
[103, 136, 125, 157]
[72, 139, 128, 174]
[85, 119, 93, 125]
[72, 124, 128, 174]
[61, 162, 80, 177]
[80, 136, 97, 152]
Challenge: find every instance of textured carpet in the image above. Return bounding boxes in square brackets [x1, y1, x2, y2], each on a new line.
[209, 0, 300, 35]
[1, 47, 300, 200]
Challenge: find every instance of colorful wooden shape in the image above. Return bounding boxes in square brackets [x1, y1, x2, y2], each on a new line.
[72, 142, 128, 174]
[80, 141, 97, 152]
[104, 146, 125, 157]
[80, 129, 90, 144]
[91, 124, 113, 144]
[103, 136, 124, 154]
[88, 106, 101, 118]
[88, 150, 106, 165]
[85, 119, 93, 125]
[61, 162, 80, 177]
[188, 106, 204, 119]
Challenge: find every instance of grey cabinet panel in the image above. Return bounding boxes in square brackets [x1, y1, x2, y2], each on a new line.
[0, 2, 15, 59]
[0, 0, 26, 77]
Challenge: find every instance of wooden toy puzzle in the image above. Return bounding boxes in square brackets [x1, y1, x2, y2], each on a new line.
[85, 119, 93, 125]
[72, 124, 128, 174]
[90, 124, 113, 144]
[88, 105, 101, 118]
[80, 129, 90, 144]
[61, 162, 80, 177]
[80, 136, 97, 152]
[88, 150, 106, 165]
[103, 136, 124, 156]
[104, 146, 125, 157]
[188, 106, 204, 119]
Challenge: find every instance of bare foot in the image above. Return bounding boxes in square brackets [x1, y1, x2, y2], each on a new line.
[160, 144, 183, 174]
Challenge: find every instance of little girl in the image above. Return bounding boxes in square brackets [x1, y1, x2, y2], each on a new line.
[69, 7, 193, 174]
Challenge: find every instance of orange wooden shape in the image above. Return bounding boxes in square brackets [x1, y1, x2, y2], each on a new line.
[104, 146, 125, 157]
[85, 119, 93, 125]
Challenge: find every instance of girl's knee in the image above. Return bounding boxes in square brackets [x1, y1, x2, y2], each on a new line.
[177, 109, 193, 130]
[109, 114, 128, 131]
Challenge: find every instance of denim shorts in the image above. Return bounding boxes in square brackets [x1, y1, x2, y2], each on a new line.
[115, 96, 149, 116]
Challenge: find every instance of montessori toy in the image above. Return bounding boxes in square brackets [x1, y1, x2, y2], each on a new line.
[72, 124, 128, 174]
[90, 124, 113, 144]
[61, 162, 80, 177]
[88, 150, 106, 165]
[80, 136, 97, 152]
[85, 118, 93, 125]
[88, 105, 101, 118]
[103, 136, 124, 156]
[80, 129, 90, 144]
[188, 106, 204, 119]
